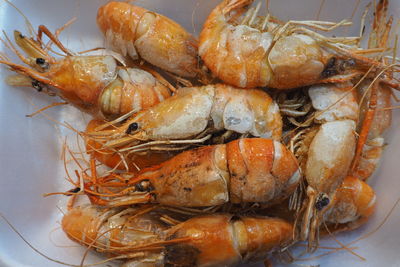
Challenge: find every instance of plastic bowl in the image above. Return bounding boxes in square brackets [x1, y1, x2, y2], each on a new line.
[0, 0, 399, 266]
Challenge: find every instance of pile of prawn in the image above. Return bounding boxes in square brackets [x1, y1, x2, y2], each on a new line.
[1, 0, 399, 266]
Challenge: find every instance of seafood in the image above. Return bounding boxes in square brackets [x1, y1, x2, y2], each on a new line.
[294, 1, 394, 245]
[198, 0, 389, 89]
[324, 176, 376, 232]
[82, 138, 300, 207]
[87, 83, 282, 152]
[1, 28, 172, 119]
[288, 81, 359, 246]
[97, 1, 198, 77]
[62, 205, 293, 267]
[299, 119, 356, 245]
[291, 79, 389, 246]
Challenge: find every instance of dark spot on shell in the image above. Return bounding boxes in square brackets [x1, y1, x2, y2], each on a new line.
[165, 244, 200, 267]
[184, 162, 200, 168]
[183, 187, 192, 192]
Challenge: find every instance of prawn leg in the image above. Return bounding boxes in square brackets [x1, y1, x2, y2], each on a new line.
[37, 25, 74, 56]
[350, 82, 378, 175]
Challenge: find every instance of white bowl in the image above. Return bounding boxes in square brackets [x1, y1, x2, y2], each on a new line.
[0, 0, 399, 266]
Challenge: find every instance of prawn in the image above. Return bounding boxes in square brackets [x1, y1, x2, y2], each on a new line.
[97, 1, 199, 78]
[86, 83, 282, 153]
[81, 138, 300, 208]
[288, 81, 359, 248]
[0, 27, 172, 119]
[62, 204, 293, 267]
[199, 0, 392, 89]
[290, 78, 390, 248]
[292, 2, 395, 244]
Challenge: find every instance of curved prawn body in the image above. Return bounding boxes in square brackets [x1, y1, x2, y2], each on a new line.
[166, 214, 293, 266]
[62, 205, 293, 267]
[84, 138, 300, 208]
[324, 176, 376, 232]
[89, 84, 282, 152]
[294, 82, 358, 246]
[199, 0, 375, 89]
[1, 30, 171, 118]
[97, 1, 198, 78]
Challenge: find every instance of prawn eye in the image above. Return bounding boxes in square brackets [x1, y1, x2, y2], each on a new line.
[126, 122, 139, 134]
[67, 187, 81, 195]
[135, 180, 152, 192]
[31, 80, 43, 92]
[321, 57, 338, 78]
[36, 58, 46, 65]
[315, 196, 330, 211]
[35, 57, 49, 69]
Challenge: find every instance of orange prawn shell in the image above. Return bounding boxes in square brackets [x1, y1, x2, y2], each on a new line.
[227, 138, 300, 203]
[49, 56, 116, 111]
[97, 2, 146, 54]
[334, 176, 376, 219]
[143, 144, 230, 207]
[167, 214, 241, 266]
[97, 1, 198, 77]
[134, 138, 299, 207]
[167, 214, 293, 266]
[198, 0, 327, 89]
[325, 176, 376, 233]
[61, 206, 103, 245]
[199, 2, 273, 88]
[240, 216, 293, 261]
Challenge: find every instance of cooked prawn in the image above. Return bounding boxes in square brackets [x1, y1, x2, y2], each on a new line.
[82, 138, 300, 208]
[199, 0, 391, 89]
[287, 81, 359, 247]
[97, 1, 199, 78]
[62, 204, 293, 267]
[86, 84, 282, 153]
[0, 27, 172, 119]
